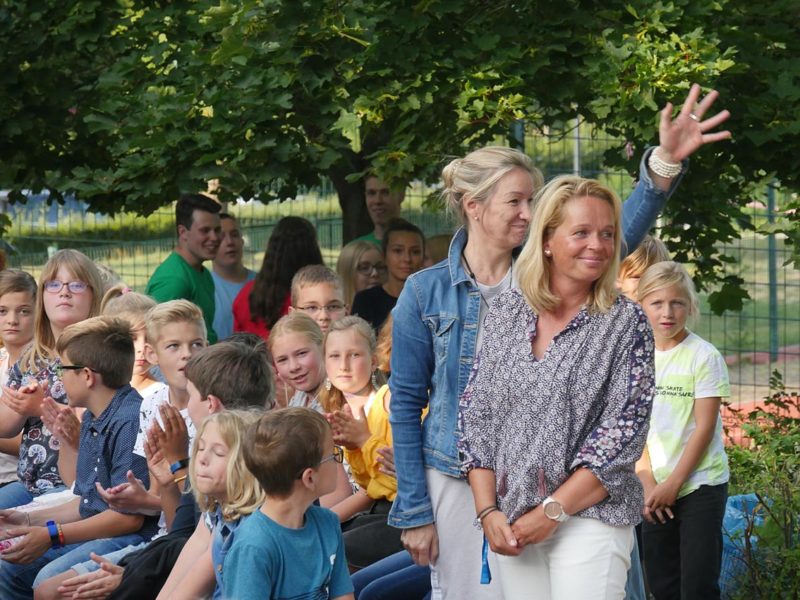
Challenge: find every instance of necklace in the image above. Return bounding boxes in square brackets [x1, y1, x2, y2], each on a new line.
[461, 248, 513, 311]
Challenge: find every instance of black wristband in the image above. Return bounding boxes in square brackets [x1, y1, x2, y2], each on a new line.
[169, 458, 190, 474]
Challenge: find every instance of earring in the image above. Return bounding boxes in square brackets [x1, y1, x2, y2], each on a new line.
[324, 378, 332, 391]
[371, 371, 378, 389]
[544, 249, 552, 256]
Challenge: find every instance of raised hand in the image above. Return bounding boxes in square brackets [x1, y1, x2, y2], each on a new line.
[328, 404, 370, 450]
[143, 431, 176, 489]
[42, 397, 81, 450]
[658, 83, 731, 163]
[150, 404, 189, 465]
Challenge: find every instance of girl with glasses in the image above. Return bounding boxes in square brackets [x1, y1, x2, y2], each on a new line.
[336, 240, 387, 307]
[0, 249, 104, 509]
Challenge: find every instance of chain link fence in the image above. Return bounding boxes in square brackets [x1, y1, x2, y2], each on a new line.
[3, 127, 798, 407]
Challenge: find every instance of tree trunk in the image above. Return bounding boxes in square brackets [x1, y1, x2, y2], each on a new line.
[329, 166, 373, 246]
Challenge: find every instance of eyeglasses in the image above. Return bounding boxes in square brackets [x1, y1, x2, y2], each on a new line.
[296, 446, 345, 479]
[55, 364, 98, 377]
[320, 446, 345, 465]
[355, 262, 388, 276]
[44, 280, 89, 294]
[296, 303, 346, 316]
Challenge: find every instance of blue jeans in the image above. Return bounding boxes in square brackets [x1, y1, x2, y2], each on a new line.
[0, 482, 33, 510]
[0, 482, 68, 510]
[71, 541, 149, 575]
[0, 533, 146, 599]
[624, 533, 646, 600]
[352, 550, 431, 600]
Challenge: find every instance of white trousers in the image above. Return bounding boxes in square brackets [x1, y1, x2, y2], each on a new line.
[426, 468, 504, 600]
[496, 517, 633, 600]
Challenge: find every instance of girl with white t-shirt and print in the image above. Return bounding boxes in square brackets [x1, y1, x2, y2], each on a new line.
[636, 261, 730, 600]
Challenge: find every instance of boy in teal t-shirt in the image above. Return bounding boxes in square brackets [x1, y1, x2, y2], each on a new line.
[224, 408, 354, 600]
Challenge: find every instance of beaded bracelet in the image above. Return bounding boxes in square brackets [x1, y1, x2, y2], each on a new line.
[648, 147, 682, 178]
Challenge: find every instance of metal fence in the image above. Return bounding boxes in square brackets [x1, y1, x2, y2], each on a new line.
[3, 128, 798, 407]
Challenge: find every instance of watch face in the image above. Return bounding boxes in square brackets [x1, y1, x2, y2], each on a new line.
[544, 501, 563, 519]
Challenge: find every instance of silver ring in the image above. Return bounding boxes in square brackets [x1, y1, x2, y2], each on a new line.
[688, 112, 699, 121]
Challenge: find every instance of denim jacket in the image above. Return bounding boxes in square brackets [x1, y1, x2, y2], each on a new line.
[388, 147, 687, 529]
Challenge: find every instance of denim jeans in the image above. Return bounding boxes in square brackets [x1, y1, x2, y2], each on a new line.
[71, 541, 149, 575]
[624, 534, 647, 600]
[0, 532, 146, 599]
[0, 482, 33, 510]
[352, 550, 431, 600]
[642, 482, 728, 600]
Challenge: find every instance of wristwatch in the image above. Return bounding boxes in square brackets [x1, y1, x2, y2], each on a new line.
[542, 497, 569, 523]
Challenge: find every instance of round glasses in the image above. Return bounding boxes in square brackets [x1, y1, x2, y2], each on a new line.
[44, 280, 89, 294]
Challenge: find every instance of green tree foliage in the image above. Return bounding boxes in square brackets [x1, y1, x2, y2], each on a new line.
[0, 0, 798, 306]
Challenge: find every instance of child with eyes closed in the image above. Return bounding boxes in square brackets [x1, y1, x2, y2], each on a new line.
[156, 410, 264, 600]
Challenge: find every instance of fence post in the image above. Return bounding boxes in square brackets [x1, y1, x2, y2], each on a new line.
[767, 183, 778, 363]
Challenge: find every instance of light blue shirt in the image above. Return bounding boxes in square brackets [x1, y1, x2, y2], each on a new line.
[211, 269, 255, 341]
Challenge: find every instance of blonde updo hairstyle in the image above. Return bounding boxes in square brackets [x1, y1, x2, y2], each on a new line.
[517, 175, 622, 314]
[637, 261, 699, 321]
[441, 146, 544, 228]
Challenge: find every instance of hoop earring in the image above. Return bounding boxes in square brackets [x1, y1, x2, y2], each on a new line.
[324, 378, 332, 391]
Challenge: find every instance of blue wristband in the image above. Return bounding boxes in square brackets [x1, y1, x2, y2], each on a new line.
[46, 520, 61, 549]
[169, 458, 190, 474]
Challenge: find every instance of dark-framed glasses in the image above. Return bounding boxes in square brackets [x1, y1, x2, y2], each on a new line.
[44, 280, 89, 294]
[55, 364, 98, 377]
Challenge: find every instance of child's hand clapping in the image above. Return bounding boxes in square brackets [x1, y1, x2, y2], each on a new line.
[41, 397, 80, 450]
[328, 404, 370, 450]
[95, 470, 161, 515]
[1, 383, 46, 418]
[150, 404, 189, 465]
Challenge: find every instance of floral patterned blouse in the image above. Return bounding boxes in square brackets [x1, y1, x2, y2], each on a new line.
[6, 356, 67, 494]
[458, 289, 655, 526]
